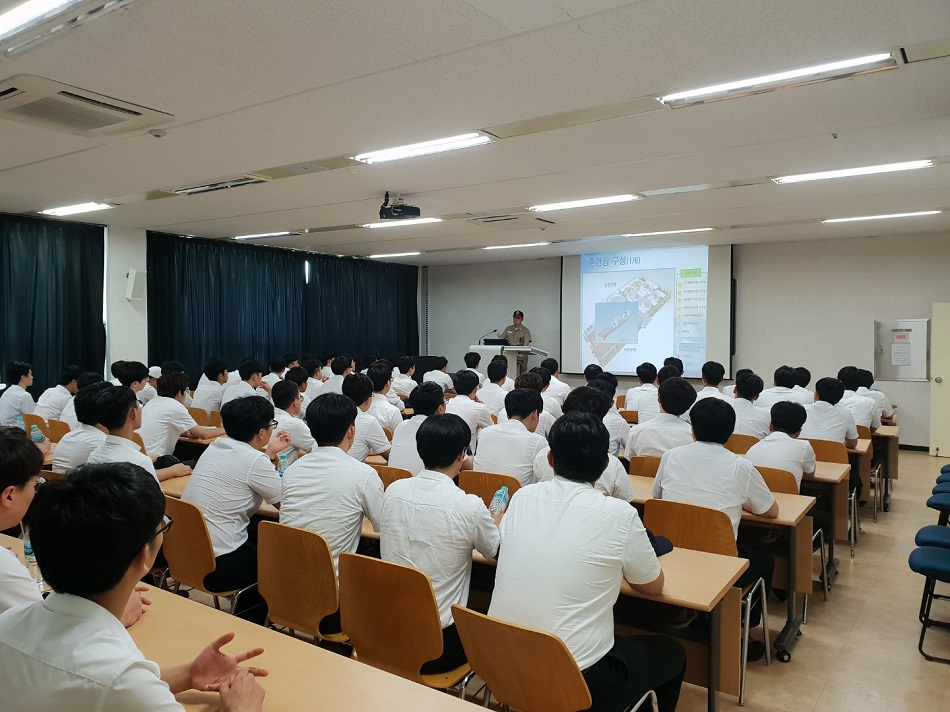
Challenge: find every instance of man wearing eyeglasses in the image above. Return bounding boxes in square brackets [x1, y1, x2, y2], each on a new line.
[499, 310, 532, 375]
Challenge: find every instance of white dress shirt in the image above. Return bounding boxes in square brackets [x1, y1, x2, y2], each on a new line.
[182, 438, 281, 556]
[281, 446, 383, 572]
[52, 424, 106, 473]
[800, 401, 858, 443]
[839, 390, 881, 429]
[368, 393, 403, 436]
[653, 441, 776, 537]
[625, 413, 693, 458]
[0, 384, 34, 426]
[388, 415, 427, 475]
[729, 398, 771, 440]
[385, 389, 405, 412]
[137, 383, 157, 405]
[191, 380, 225, 414]
[533, 447, 635, 503]
[792, 385, 814, 400]
[220, 380, 258, 406]
[391, 374, 417, 398]
[446, 395, 494, 453]
[59, 397, 79, 429]
[33, 385, 72, 421]
[87, 435, 157, 481]
[500, 377, 515, 393]
[139, 397, 197, 457]
[473, 419, 547, 486]
[423, 370, 455, 392]
[322, 374, 345, 395]
[857, 386, 893, 419]
[475, 382, 506, 416]
[322, 365, 333, 379]
[262, 373, 281, 388]
[755, 386, 813, 409]
[546, 375, 571, 406]
[745, 431, 816, 489]
[381, 469, 499, 627]
[0, 547, 41, 614]
[721, 384, 736, 398]
[488, 478, 661, 670]
[466, 367, 487, 388]
[348, 410, 391, 462]
[603, 409, 630, 458]
[0, 593, 182, 711]
[542, 394, 564, 419]
[496, 408, 557, 439]
[624, 383, 660, 423]
[306, 377, 325, 399]
[274, 407, 315, 464]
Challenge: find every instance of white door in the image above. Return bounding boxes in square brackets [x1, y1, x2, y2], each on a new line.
[930, 303, 950, 457]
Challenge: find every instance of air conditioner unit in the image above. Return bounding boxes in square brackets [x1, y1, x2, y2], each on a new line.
[0, 75, 173, 136]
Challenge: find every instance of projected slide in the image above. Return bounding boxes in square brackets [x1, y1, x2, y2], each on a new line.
[580, 245, 709, 376]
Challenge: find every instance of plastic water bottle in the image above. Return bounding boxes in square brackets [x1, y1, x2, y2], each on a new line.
[277, 453, 289, 477]
[22, 526, 42, 590]
[14, 415, 24, 430]
[29, 424, 45, 444]
[489, 486, 510, 515]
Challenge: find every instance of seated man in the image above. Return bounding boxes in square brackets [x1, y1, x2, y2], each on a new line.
[0, 361, 35, 426]
[0, 460, 267, 710]
[366, 360, 403, 435]
[583, 363, 603, 383]
[422, 356, 456, 394]
[494, 373, 557, 438]
[794, 366, 813, 399]
[473, 388, 546, 486]
[112, 360, 150, 404]
[624, 362, 660, 424]
[138, 367, 160, 405]
[490, 413, 685, 712]
[282, 354, 299, 372]
[837, 366, 881, 431]
[587, 374, 628, 458]
[755, 365, 813, 409]
[663, 356, 684, 373]
[529, 367, 564, 419]
[322, 354, 354, 395]
[746, 401, 817, 490]
[59, 372, 103, 429]
[52, 382, 111, 474]
[381, 414, 500, 674]
[463, 351, 486, 388]
[539, 357, 571, 406]
[391, 356, 418, 398]
[801, 377, 859, 448]
[191, 358, 229, 414]
[446, 369, 494, 454]
[475, 359, 508, 416]
[261, 356, 285, 388]
[494, 355, 516, 392]
[302, 358, 325, 400]
[721, 368, 753, 398]
[33, 365, 80, 421]
[533, 387, 635, 503]
[729, 373, 771, 440]
[271, 380, 316, 465]
[625, 377, 695, 458]
[341, 374, 391, 462]
[221, 360, 270, 406]
[388, 383, 447, 475]
[656, 364, 681, 384]
[694, 361, 730, 403]
[282, 366, 312, 418]
[139, 372, 224, 462]
[855, 368, 893, 421]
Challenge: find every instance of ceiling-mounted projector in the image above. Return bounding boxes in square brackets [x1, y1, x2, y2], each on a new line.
[379, 191, 421, 220]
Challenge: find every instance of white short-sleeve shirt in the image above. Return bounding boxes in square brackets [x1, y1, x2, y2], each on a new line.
[182, 438, 282, 556]
[755, 386, 813, 410]
[381, 469, 499, 627]
[624, 383, 660, 423]
[721, 384, 736, 398]
[856, 386, 893, 419]
[745, 431, 816, 489]
[473, 419, 547, 486]
[839, 391, 881, 429]
[274, 407, 315, 464]
[488, 478, 661, 670]
[262, 373, 281, 388]
[546, 375, 571, 406]
[625, 413, 694, 458]
[388, 415, 427, 475]
[52, 424, 106, 473]
[466, 367, 487, 389]
[603, 409, 630, 458]
[322, 374, 345, 395]
[729, 398, 771, 440]
[59, 397, 79, 429]
[191, 380, 225, 414]
[87, 435, 158, 481]
[348, 410, 391, 462]
[801, 401, 858, 443]
[0, 547, 41, 614]
[423, 370, 455, 392]
[652, 441, 776, 537]
[368, 393, 403, 436]
[0, 385, 35, 426]
[446, 395, 494, 453]
[138, 397, 197, 457]
[280, 446, 384, 572]
[220, 380, 258, 406]
[500, 376, 515, 393]
[475, 383, 507, 416]
[34, 385, 72, 421]
[391, 374, 417, 398]
[533, 447, 635, 503]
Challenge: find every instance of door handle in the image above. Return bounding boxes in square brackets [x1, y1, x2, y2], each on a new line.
[937, 376, 944, 384]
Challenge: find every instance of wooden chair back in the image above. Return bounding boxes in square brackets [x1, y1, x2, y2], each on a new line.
[643, 499, 738, 557]
[187, 406, 212, 426]
[619, 409, 638, 424]
[490, 413, 498, 424]
[398, 394, 409, 401]
[22, 413, 50, 441]
[131, 432, 147, 455]
[382, 427, 393, 442]
[162, 496, 218, 592]
[806, 438, 849, 464]
[458, 470, 521, 508]
[48, 419, 71, 442]
[628, 455, 661, 477]
[616, 394, 626, 409]
[339, 553, 443, 683]
[209, 410, 223, 427]
[756, 466, 798, 494]
[856, 425, 872, 440]
[724, 433, 758, 455]
[451, 605, 592, 712]
[258, 522, 339, 638]
[371, 464, 412, 490]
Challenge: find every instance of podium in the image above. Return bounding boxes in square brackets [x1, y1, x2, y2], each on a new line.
[468, 344, 549, 375]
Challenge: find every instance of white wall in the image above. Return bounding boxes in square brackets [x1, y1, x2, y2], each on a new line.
[105, 226, 149, 367]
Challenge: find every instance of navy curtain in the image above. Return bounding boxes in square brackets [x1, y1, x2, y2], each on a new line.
[0, 214, 105, 396]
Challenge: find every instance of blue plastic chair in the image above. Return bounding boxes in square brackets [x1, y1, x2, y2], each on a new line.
[909, 546, 950, 664]
[937, 473, 950, 485]
[941, 464, 950, 475]
[916, 526, 950, 549]
[928, 494, 950, 527]
[933, 483, 950, 496]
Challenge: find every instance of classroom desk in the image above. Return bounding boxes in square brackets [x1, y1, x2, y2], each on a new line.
[872, 426, 900, 514]
[41, 442, 56, 469]
[401, 408, 415, 419]
[131, 586, 476, 711]
[847, 439, 872, 500]
[802, 462, 850, 575]
[173, 434, 221, 461]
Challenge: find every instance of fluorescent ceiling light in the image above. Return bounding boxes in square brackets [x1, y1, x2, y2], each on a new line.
[233, 231, 292, 240]
[822, 210, 942, 224]
[622, 227, 716, 238]
[351, 132, 492, 164]
[528, 194, 639, 212]
[0, 0, 78, 41]
[483, 241, 550, 250]
[0, 0, 141, 54]
[368, 252, 422, 259]
[773, 160, 934, 184]
[658, 52, 896, 108]
[39, 201, 112, 216]
[360, 217, 443, 229]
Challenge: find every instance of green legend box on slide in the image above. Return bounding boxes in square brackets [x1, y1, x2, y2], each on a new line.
[679, 268, 703, 278]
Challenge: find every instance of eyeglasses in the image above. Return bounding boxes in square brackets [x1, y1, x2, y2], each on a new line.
[32, 476, 46, 493]
[266, 420, 278, 430]
[154, 515, 174, 539]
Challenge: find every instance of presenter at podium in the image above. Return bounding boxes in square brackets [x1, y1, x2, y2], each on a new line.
[500, 310, 532, 375]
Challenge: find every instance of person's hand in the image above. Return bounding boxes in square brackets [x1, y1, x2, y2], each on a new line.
[120, 585, 152, 628]
[265, 431, 291, 456]
[189, 633, 268, 692]
[169, 463, 192, 478]
[219, 669, 265, 712]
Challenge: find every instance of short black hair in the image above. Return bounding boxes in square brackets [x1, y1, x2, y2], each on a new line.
[409, 382, 445, 417]
[272, 380, 301, 411]
[302, 359, 323, 378]
[588, 378, 616, 399]
[583, 364, 603, 382]
[540, 358, 559, 375]
[110, 361, 126, 378]
[636, 362, 657, 384]
[238, 359, 264, 381]
[417, 414, 471, 470]
[815, 377, 845, 405]
[221, 395, 274, 442]
[94, 386, 139, 431]
[505, 388, 543, 420]
[487, 360, 507, 383]
[76, 372, 104, 390]
[156, 371, 189, 398]
[268, 356, 286, 374]
[771, 401, 807, 435]
[464, 352, 481, 369]
[75, 382, 112, 425]
[794, 367, 811, 389]
[28, 462, 164, 596]
[0, 426, 43, 491]
[342, 373, 374, 407]
[837, 366, 860, 391]
[331, 354, 353, 376]
[690, 398, 735, 444]
[432, 356, 448, 370]
[735, 368, 753, 380]
[856, 369, 874, 389]
[284, 366, 308, 388]
[658, 377, 697, 416]
[664, 357, 684, 373]
[58, 365, 81, 387]
[114, 361, 148, 387]
[736, 373, 764, 400]
[562, 386, 611, 419]
[5, 361, 31, 385]
[491, 354, 508, 364]
[306, 393, 357, 447]
[203, 358, 228, 382]
[596, 371, 618, 391]
[514, 372, 543, 392]
[454, 369, 480, 396]
[548, 412, 609, 483]
[397, 356, 415, 374]
[656, 365, 681, 384]
[702, 361, 725, 386]
[283, 353, 298, 365]
[529, 366, 551, 388]
[773, 365, 797, 389]
[367, 361, 394, 392]
[160, 361, 185, 374]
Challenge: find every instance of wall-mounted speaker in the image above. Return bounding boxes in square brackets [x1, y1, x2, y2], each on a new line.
[125, 269, 147, 301]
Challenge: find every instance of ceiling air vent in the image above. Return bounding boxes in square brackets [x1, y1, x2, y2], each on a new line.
[466, 213, 560, 231]
[168, 175, 271, 196]
[0, 75, 173, 136]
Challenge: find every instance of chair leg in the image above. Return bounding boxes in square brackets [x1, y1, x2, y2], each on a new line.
[849, 491, 857, 558]
[455, 670, 475, 699]
[918, 576, 950, 664]
[739, 594, 751, 706]
[819, 530, 829, 601]
[802, 594, 808, 625]
[759, 580, 771, 666]
[481, 683, 492, 707]
[213, 596, 221, 611]
[627, 689, 657, 711]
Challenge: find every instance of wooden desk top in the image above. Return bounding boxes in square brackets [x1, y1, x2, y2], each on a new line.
[131, 586, 475, 711]
[0, 532, 23, 562]
[177, 434, 221, 446]
[806, 461, 850, 484]
[365, 455, 388, 466]
[402, 408, 415, 418]
[848, 439, 872, 455]
[160, 476, 278, 519]
[873, 425, 900, 439]
[42, 442, 56, 467]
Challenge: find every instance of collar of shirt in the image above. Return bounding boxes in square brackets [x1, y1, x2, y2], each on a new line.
[371, 393, 390, 405]
[762, 431, 791, 442]
[495, 418, 529, 434]
[103, 434, 143, 454]
[552, 475, 595, 490]
[416, 468, 456, 485]
[316, 443, 358, 462]
[653, 412, 690, 426]
[43, 592, 129, 641]
[810, 401, 834, 412]
[637, 383, 657, 392]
